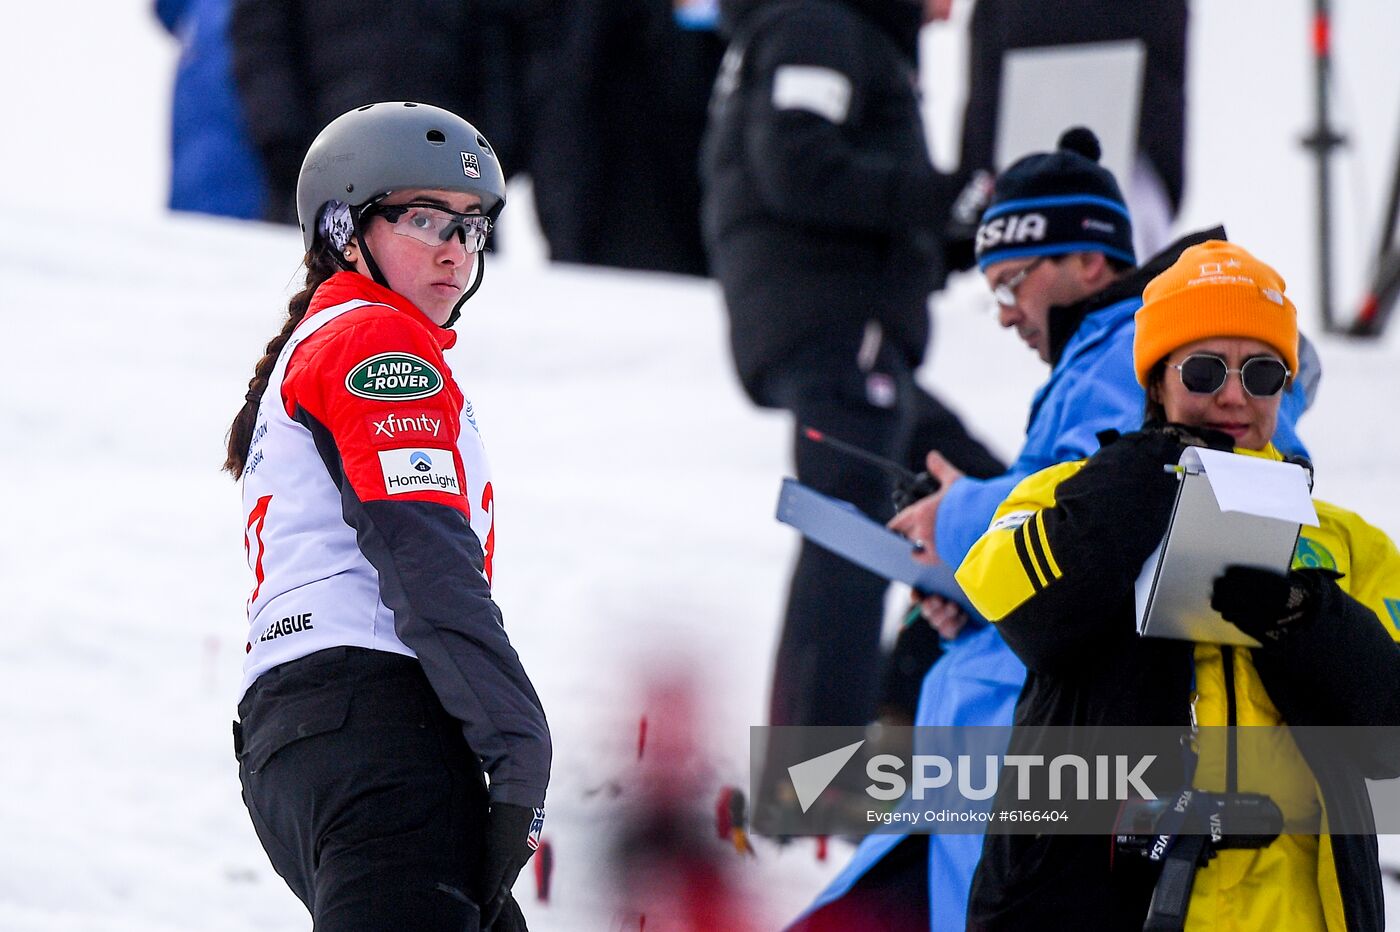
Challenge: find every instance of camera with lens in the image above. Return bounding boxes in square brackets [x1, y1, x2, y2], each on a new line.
[1113, 791, 1283, 931]
[1113, 791, 1283, 861]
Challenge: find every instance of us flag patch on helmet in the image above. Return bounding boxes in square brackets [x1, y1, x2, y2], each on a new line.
[461, 151, 481, 178]
[527, 807, 545, 850]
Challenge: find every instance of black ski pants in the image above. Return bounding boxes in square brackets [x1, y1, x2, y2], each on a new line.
[235, 646, 491, 931]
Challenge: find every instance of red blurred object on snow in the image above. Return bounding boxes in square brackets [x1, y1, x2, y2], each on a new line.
[606, 668, 763, 931]
[533, 838, 553, 903]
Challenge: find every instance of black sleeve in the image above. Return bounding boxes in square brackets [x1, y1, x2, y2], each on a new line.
[956, 0, 1004, 173]
[229, 0, 309, 197]
[1253, 582, 1400, 735]
[298, 407, 552, 807]
[1135, 0, 1188, 212]
[740, 12, 948, 234]
[995, 431, 1184, 674]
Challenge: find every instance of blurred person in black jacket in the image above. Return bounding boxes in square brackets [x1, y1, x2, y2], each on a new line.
[230, 0, 502, 225]
[957, 0, 1188, 258]
[702, 0, 1003, 742]
[545, 0, 724, 275]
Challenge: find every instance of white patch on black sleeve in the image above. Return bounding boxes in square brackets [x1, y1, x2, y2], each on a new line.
[772, 65, 852, 125]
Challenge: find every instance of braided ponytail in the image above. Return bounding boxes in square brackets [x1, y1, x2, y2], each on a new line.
[223, 246, 344, 477]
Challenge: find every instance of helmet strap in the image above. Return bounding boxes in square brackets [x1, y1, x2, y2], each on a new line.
[353, 226, 391, 291]
[337, 202, 483, 330]
[444, 250, 486, 328]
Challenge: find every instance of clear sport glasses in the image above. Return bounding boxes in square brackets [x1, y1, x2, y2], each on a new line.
[992, 256, 1047, 307]
[1170, 354, 1291, 397]
[372, 203, 493, 252]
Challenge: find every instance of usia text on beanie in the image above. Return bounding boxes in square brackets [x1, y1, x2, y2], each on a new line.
[974, 126, 1135, 271]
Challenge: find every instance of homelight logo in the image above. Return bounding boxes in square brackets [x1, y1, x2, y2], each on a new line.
[377, 447, 461, 496]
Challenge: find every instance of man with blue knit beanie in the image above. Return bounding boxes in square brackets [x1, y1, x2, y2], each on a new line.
[974, 125, 1137, 273]
[789, 127, 1317, 931]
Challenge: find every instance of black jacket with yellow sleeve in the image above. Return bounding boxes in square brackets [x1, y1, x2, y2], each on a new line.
[954, 429, 1400, 932]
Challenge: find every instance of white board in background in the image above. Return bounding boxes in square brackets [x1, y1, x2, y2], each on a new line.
[995, 40, 1146, 184]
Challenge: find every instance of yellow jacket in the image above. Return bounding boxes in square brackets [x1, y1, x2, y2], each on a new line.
[956, 440, 1400, 932]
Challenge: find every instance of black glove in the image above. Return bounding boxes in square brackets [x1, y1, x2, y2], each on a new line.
[1089, 420, 1232, 462]
[892, 470, 940, 512]
[474, 804, 542, 929]
[1210, 566, 1340, 642]
[1141, 420, 1237, 452]
[488, 892, 529, 932]
[1048, 422, 1229, 565]
[1075, 421, 1234, 485]
[1076, 423, 1201, 484]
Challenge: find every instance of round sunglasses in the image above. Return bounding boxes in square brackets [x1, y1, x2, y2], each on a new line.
[1169, 353, 1291, 398]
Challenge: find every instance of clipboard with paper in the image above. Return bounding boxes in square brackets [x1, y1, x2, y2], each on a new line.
[775, 478, 984, 622]
[1134, 448, 1319, 646]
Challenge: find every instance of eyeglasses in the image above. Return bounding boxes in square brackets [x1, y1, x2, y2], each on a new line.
[992, 256, 1047, 307]
[370, 202, 493, 252]
[1169, 354, 1291, 398]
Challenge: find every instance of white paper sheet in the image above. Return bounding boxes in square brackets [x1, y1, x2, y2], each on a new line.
[1183, 447, 1319, 526]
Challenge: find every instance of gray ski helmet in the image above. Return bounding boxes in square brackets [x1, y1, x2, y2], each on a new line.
[296, 101, 507, 250]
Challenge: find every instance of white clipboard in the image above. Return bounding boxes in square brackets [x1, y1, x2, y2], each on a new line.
[1134, 449, 1319, 646]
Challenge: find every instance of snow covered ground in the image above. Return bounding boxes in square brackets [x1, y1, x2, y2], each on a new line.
[1, 2, 1397, 930]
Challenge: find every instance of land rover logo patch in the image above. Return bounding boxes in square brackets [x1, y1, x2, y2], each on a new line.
[346, 353, 443, 401]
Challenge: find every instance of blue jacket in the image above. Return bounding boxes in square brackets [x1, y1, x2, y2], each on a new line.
[935, 293, 1311, 569]
[793, 231, 1314, 931]
[157, 0, 265, 219]
[796, 622, 1023, 931]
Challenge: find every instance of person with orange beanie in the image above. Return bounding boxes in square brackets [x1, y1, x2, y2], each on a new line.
[803, 134, 1323, 932]
[952, 240, 1400, 931]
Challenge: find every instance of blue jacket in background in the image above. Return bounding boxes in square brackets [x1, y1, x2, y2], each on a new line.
[793, 229, 1315, 931]
[157, 0, 265, 219]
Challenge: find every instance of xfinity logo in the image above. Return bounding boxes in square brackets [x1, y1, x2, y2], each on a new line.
[372, 413, 442, 439]
[976, 212, 1047, 253]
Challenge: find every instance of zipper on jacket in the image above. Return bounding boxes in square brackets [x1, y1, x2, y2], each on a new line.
[1222, 645, 1237, 794]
